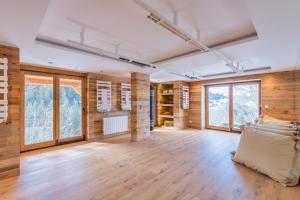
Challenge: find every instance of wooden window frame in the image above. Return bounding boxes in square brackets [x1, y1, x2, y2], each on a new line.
[205, 81, 261, 132]
[20, 66, 87, 152]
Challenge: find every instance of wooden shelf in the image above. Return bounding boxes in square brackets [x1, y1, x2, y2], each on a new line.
[158, 104, 173, 107]
[160, 93, 174, 96]
[158, 83, 175, 126]
[159, 114, 174, 119]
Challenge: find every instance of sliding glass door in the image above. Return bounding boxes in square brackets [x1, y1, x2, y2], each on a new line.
[23, 74, 56, 149]
[232, 83, 260, 130]
[206, 81, 260, 131]
[207, 85, 230, 131]
[59, 77, 83, 141]
[21, 72, 85, 151]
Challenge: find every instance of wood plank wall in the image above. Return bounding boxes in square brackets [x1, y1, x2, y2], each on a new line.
[173, 81, 189, 129]
[131, 72, 150, 141]
[0, 45, 20, 179]
[188, 82, 202, 129]
[187, 70, 300, 129]
[86, 73, 130, 141]
[260, 71, 300, 121]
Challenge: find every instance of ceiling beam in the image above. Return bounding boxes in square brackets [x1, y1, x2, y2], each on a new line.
[153, 32, 258, 65]
[134, 0, 242, 72]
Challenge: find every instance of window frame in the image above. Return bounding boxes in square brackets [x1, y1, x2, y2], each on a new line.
[205, 81, 261, 132]
[20, 70, 86, 152]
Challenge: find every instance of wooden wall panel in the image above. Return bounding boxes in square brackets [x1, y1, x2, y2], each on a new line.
[260, 71, 300, 121]
[188, 82, 202, 129]
[295, 70, 300, 121]
[86, 73, 130, 141]
[173, 81, 189, 129]
[131, 72, 150, 141]
[0, 45, 20, 179]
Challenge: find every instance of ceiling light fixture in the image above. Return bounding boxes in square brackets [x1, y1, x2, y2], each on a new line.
[134, 0, 238, 72]
[202, 66, 272, 78]
[167, 66, 271, 80]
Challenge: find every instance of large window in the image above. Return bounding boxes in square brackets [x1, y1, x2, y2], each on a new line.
[24, 75, 54, 145]
[206, 81, 260, 131]
[59, 78, 82, 139]
[232, 83, 259, 129]
[21, 72, 85, 151]
[208, 85, 230, 129]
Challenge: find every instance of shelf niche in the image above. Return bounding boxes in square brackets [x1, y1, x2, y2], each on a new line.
[158, 83, 174, 127]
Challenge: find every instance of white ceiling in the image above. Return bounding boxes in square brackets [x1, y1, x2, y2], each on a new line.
[0, 0, 299, 80]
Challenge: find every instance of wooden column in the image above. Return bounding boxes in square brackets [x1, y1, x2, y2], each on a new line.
[131, 72, 150, 142]
[188, 81, 202, 129]
[0, 45, 20, 179]
[173, 81, 189, 129]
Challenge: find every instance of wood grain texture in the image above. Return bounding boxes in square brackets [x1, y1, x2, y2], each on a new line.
[173, 81, 189, 129]
[0, 45, 20, 179]
[260, 71, 300, 121]
[156, 81, 189, 129]
[131, 72, 150, 141]
[86, 73, 131, 141]
[188, 81, 202, 129]
[188, 70, 300, 129]
[0, 129, 298, 200]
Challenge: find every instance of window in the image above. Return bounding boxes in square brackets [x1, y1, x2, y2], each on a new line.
[206, 81, 260, 131]
[24, 75, 54, 145]
[59, 78, 82, 139]
[21, 72, 85, 151]
[232, 83, 260, 129]
[207, 85, 230, 129]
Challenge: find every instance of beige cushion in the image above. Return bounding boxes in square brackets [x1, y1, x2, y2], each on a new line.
[259, 115, 292, 125]
[256, 123, 297, 130]
[233, 127, 300, 186]
[252, 125, 299, 136]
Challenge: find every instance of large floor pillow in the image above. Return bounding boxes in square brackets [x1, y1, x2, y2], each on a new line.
[233, 127, 300, 186]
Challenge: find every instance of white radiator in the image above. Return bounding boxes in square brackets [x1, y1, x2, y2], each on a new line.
[103, 116, 128, 135]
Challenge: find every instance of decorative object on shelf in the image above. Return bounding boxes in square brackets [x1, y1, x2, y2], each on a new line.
[121, 83, 131, 111]
[162, 89, 173, 94]
[0, 57, 8, 123]
[181, 86, 189, 109]
[164, 120, 173, 127]
[96, 80, 112, 112]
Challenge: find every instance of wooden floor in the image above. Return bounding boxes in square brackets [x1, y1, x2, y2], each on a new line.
[0, 129, 299, 200]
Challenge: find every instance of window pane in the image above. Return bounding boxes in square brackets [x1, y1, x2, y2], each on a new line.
[24, 75, 54, 145]
[208, 86, 230, 128]
[233, 84, 259, 129]
[59, 78, 82, 139]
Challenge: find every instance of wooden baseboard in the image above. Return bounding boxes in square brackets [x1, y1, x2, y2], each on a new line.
[0, 168, 20, 180]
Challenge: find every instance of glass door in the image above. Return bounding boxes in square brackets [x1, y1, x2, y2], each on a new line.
[58, 77, 83, 142]
[21, 72, 85, 151]
[205, 81, 260, 132]
[232, 82, 260, 130]
[22, 74, 55, 150]
[206, 85, 230, 131]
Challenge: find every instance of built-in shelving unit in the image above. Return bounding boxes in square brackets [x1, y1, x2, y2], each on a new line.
[158, 83, 174, 127]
